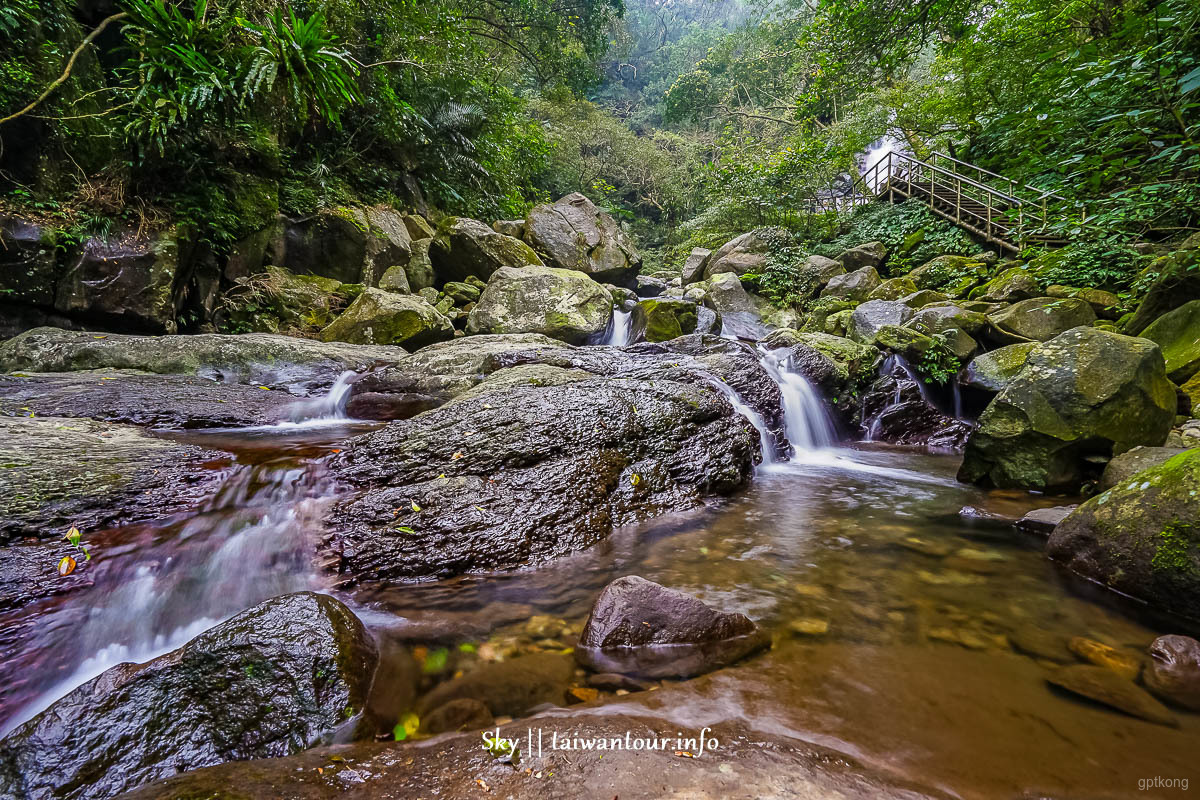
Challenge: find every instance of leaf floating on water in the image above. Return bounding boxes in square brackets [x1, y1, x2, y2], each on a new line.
[57, 555, 76, 576]
[411, 500, 421, 512]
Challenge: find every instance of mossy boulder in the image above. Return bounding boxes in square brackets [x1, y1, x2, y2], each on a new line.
[837, 240, 886, 270]
[442, 280, 481, 307]
[907, 255, 988, 296]
[958, 326, 1177, 491]
[218, 266, 353, 334]
[974, 266, 1040, 303]
[987, 297, 1097, 344]
[846, 299, 913, 345]
[960, 342, 1037, 393]
[873, 325, 937, 361]
[274, 205, 412, 287]
[523, 193, 641, 284]
[867, 276, 918, 301]
[1125, 249, 1200, 335]
[821, 266, 882, 302]
[898, 289, 950, 308]
[823, 308, 854, 337]
[1047, 449, 1200, 619]
[631, 299, 720, 342]
[321, 287, 454, 348]
[430, 217, 543, 286]
[1139, 299, 1200, 383]
[466, 265, 613, 344]
[760, 329, 879, 413]
[1047, 285, 1121, 319]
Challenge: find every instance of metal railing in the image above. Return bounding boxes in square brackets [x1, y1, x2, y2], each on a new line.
[808, 151, 1086, 253]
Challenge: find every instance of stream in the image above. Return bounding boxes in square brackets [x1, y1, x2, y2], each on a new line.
[1, 338, 1198, 798]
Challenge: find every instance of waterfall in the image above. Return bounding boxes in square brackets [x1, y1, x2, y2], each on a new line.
[704, 377, 781, 465]
[757, 348, 836, 454]
[282, 370, 357, 423]
[604, 309, 633, 347]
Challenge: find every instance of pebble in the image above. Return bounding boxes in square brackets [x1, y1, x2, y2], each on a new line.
[1069, 637, 1143, 680]
[788, 618, 830, 636]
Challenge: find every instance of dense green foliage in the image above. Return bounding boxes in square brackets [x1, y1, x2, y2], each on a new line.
[2, 0, 1196, 266]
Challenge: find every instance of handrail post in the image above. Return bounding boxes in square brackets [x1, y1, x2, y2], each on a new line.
[986, 191, 993, 242]
[955, 177, 961, 224]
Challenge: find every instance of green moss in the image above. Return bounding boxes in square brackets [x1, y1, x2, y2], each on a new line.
[1151, 522, 1199, 575]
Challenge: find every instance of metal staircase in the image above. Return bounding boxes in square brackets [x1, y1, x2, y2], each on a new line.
[813, 151, 1085, 253]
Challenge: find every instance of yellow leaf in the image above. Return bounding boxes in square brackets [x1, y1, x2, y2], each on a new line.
[57, 555, 77, 576]
[411, 501, 421, 512]
[630, 473, 641, 487]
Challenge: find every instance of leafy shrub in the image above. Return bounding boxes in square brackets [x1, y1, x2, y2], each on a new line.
[811, 200, 975, 273]
[1025, 241, 1145, 292]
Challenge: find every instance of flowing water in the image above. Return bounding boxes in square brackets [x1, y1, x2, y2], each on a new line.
[603, 309, 634, 346]
[2, 355, 1198, 797]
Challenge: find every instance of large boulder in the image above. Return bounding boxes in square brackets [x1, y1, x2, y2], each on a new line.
[322, 342, 768, 582]
[988, 297, 1096, 343]
[0, 327, 403, 392]
[0, 416, 226, 544]
[0, 592, 377, 800]
[466, 265, 613, 344]
[523, 193, 640, 284]
[1139, 299, 1200, 383]
[430, 217, 542, 286]
[1125, 249, 1200, 335]
[1098, 446, 1190, 491]
[216, 266, 354, 334]
[974, 267, 1040, 303]
[54, 227, 182, 333]
[959, 327, 1177, 491]
[703, 231, 770, 279]
[837, 241, 886, 271]
[630, 299, 720, 342]
[760, 329, 878, 424]
[821, 266, 881, 302]
[320, 287, 453, 349]
[272, 206, 412, 287]
[1145, 635, 1200, 711]
[960, 342, 1037, 393]
[867, 276, 917, 302]
[908, 255, 988, 297]
[701, 272, 765, 339]
[680, 247, 712, 285]
[846, 299, 914, 345]
[575, 576, 769, 679]
[1047, 449, 1200, 618]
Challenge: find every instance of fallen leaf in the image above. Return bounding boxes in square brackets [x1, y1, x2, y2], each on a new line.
[258, 386, 271, 390]
[64, 526, 81, 546]
[630, 473, 641, 487]
[476, 779, 490, 792]
[411, 500, 422, 512]
[57, 555, 76, 576]
[452, 452, 464, 460]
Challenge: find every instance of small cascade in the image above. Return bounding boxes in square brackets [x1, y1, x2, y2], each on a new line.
[703, 377, 780, 465]
[603, 309, 633, 347]
[2, 461, 334, 734]
[757, 348, 837, 454]
[282, 370, 357, 423]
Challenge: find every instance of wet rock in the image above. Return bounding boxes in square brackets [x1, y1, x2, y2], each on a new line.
[703, 231, 771, 279]
[1046, 285, 1121, 319]
[0, 539, 93, 612]
[1009, 629, 1074, 663]
[320, 288, 453, 349]
[1013, 506, 1075, 536]
[960, 342, 1037, 394]
[987, 297, 1096, 344]
[1068, 637, 1142, 680]
[416, 653, 572, 718]
[0, 214, 59, 308]
[760, 330, 878, 420]
[0, 327, 404, 393]
[466, 265, 613, 344]
[0, 372, 295, 429]
[789, 618, 830, 636]
[630, 298, 719, 342]
[324, 344, 760, 581]
[1047, 448, 1200, 618]
[575, 576, 769, 679]
[431, 217, 542, 285]
[1098, 446, 1190, 491]
[701, 273, 766, 339]
[823, 266, 882, 303]
[1139, 299, 1200, 383]
[523, 193, 640, 284]
[54, 227, 181, 333]
[0, 592, 378, 800]
[846, 300, 913, 345]
[0, 416, 226, 544]
[680, 247, 712, 285]
[585, 672, 654, 692]
[1125, 248, 1200, 335]
[635, 275, 669, 298]
[837, 241, 886, 271]
[1144, 635, 1200, 711]
[421, 697, 494, 734]
[959, 327, 1176, 491]
[1046, 664, 1176, 726]
[867, 275, 918, 302]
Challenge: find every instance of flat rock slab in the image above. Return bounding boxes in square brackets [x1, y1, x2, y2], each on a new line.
[114, 714, 935, 800]
[1013, 506, 1076, 536]
[0, 372, 296, 429]
[1046, 664, 1176, 726]
[0, 416, 228, 543]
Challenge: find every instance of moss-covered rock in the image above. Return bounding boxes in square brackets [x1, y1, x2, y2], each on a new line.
[321, 287, 454, 348]
[960, 342, 1037, 393]
[846, 299, 914, 345]
[907, 255, 988, 296]
[873, 325, 937, 361]
[821, 266, 882, 302]
[898, 289, 950, 308]
[1046, 285, 1121, 319]
[1047, 449, 1200, 619]
[274, 205, 412, 288]
[867, 276, 918, 301]
[431, 217, 542, 286]
[1139, 299, 1200, 383]
[836, 240, 886, 270]
[523, 193, 641, 284]
[218, 265, 353, 334]
[631, 299, 720, 342]
[466, 265, 613, 344]
[703, 231, 771, 279]
[974, 266, 1040, 303]
[958, 326, 1177, 491]
[987, 297, 1097, 343]
[1125, 249, 1200, 335]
